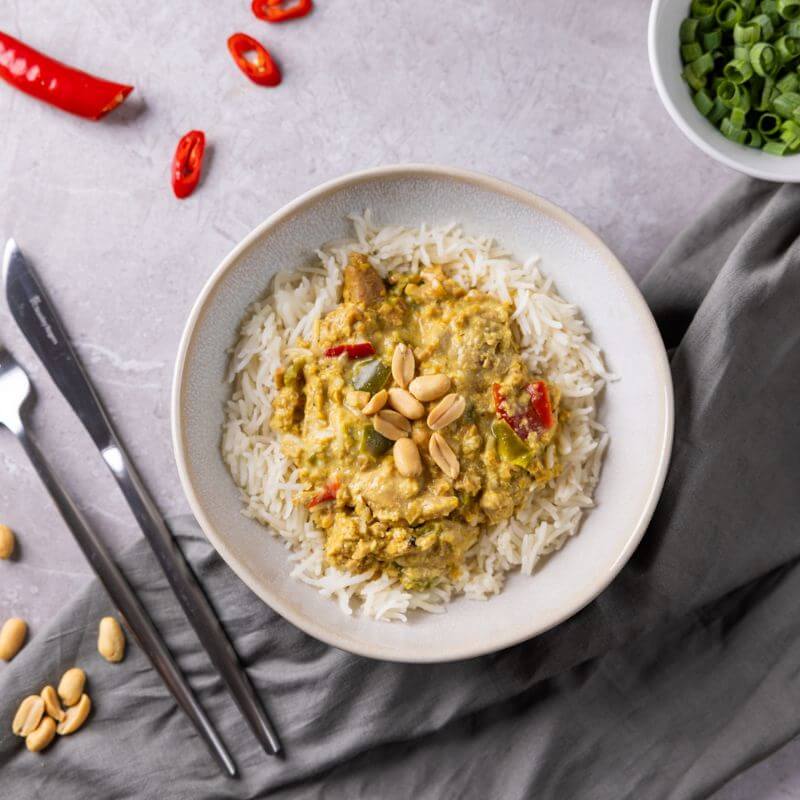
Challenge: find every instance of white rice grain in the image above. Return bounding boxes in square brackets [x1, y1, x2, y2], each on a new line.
[222, 214, 611, 622]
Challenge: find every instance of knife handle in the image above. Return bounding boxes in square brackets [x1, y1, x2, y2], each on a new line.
[15, 426, 237, 778]
[102, 442, 282, 755]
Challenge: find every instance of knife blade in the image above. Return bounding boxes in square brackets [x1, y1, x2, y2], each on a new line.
[3, 240, 281, 757]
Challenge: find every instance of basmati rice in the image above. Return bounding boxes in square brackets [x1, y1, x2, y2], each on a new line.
[222, 212, 611, 622]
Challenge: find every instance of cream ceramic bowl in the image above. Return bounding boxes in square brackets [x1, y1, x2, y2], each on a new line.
[172, 164, 673, 663]
[649, 0, 800, 181]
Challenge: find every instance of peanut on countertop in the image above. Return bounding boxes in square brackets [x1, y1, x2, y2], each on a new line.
[97, 617, 126, 663]
[0, 524, 15, 559]
[57, 668, 86, 707]
[0, 618, 27, 661]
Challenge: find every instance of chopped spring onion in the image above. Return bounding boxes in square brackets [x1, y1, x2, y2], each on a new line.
[752, 13, 775, 38]
[772, 90, 800, 117]
[733, 21, 761, 43]
[757, 111, 782, 135]
[780, 118, 800, 145]
[691, 0, 718, 14]
[723, 58, 754, 81]
[691, 51, 716, 75]
[730, 106, 748, 126]
[762, 0, 779, 16]
[682, 42, 704, 61]
[708, 96, 729, 125]
[718, 79, 751, 109]
[776, 71, 800, 93]
[721, 115, 748, 141]
[680, 0, 800, 154]
[697, 13, 718, 32]
[763, 139, 790, 153]
[683, 62, 707, 90]
[755, 76, 777, 109]
[681, 17, 701, 42]
[778, 0, 800, 19]
[709, 97, 730, 122]
[693, 88, 716, 115]
[750, 41, 778, 75]
[745, 128, 764, 146]
[774, 34, 800, 61]
[717, 0, 745, 28]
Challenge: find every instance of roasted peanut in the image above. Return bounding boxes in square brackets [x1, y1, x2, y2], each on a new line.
[345, 390, 370, 411]
[98, 616, 126, 663]
[12, 695, 45, 737]
[25, 716, 56, 753]
[0, 524, 15, 559]
[373, 410, 412, 441]
[427, 393, 466, 431]
[362, 389, 388, 416]
[56, 693, 91, 735]
[41, 685, 65, 722]
[411, 424, 431, 449]
[387, 388, 425, 420]
[408, 374, 450, 402]
[391, 343, 415, 389]
[393, 438, 422, 477]
[0, 617, 27, 661]
[429, 433, 460, 480]
[57, 668, 86, 707]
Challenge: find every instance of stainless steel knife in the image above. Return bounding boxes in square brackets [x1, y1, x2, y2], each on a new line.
[3, 240, 281, 757]
[0, 343, 237, 778]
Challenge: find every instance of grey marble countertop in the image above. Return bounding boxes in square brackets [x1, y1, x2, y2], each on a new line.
[0, 1, 796, 797]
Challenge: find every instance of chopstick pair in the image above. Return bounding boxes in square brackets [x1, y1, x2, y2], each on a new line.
[1, 240, 280, 776]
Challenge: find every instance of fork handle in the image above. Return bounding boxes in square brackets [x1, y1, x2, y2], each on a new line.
[103, 443, 282, 755]
[14, 425, 237, 778]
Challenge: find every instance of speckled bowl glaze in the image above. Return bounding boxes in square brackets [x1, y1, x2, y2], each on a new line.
[649, 0, 800, 181]
[172, 164, 673, 663]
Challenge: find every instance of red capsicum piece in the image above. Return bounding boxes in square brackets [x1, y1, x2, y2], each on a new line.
[0, 31, 133, 120]
[171, 130, 206, 199]
[323, 342, 376, 359]
[252, 0, 313, 23]
[227, 33, 281, 87]
[492, 381, 554, 440]
[526, 381, 554, 431]
[493, 383, 516, 431]
[308, 481, 339, 509]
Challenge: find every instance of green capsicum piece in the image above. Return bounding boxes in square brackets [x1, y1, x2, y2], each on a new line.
[352, 358, 390, 393]
[359, 425, 393, 457]
[491, 419, 531, 467]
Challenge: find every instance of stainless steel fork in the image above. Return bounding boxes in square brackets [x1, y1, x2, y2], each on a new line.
[0, 346, 237, 777]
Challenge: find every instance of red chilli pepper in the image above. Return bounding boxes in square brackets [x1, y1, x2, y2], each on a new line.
[227, 33, 281, 87]
[493, 381, 554, 440]
[308, 481, 339, 509]
[252, 0, 313, 23]
[171, 130, 206, 200]
[323, 342, 375, 359]
[0, 31, 133, 120]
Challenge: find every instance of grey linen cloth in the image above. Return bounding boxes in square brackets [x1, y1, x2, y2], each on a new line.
[2, 177, 800, 800]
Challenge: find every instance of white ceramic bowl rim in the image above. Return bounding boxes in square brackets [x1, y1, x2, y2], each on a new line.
[171, 164, 674, 662]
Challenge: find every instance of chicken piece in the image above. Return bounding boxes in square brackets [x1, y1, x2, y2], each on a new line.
[343, 254, 386, 306]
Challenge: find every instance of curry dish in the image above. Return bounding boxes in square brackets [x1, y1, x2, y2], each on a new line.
[271, 254, 562, 592]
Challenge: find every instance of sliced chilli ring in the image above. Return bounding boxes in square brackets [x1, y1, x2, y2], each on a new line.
[252, 0, 313, 23]
[171, 130, 206, 199]
[227, 33, 282, 87]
